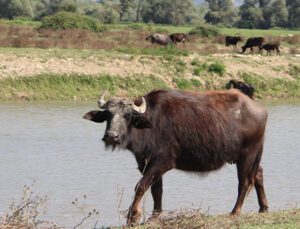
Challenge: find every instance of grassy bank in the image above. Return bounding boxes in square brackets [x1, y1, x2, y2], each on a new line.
[1, 70, 300, 101]
[0, 46, 299, 101]
[126, 208, 300, 229]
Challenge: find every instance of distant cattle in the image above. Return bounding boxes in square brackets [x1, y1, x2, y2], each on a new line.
[242, 37, 265, 54]
[145, 33, 173, 46]
[226, 80, 255, 99]
[84, 89, 269, 226]
[169, 33, 187, 45]
[260, 43, 280, 56]
[225, 36, 243, 47]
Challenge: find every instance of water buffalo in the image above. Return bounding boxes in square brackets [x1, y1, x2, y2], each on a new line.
[242, 37, 265, 54]
[145, 33, 173, 46]
[83, 89, 269, 226]
[226, 80, 255, 99]
[260, 43, 280, 56]
[169, 33, 187, 45]
[225, 36, 243, 47]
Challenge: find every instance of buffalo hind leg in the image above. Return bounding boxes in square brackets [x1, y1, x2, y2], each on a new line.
[255, 166, 269, 212]
[231, 164, 253, 215]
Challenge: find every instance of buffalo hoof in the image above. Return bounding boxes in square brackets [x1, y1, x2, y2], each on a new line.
[146, 210, 162, 223]
[259, 207, 268, 213]
[127, 209, 142, 226]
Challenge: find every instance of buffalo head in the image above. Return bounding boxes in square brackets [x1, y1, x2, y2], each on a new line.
[83, 93, 152, 150]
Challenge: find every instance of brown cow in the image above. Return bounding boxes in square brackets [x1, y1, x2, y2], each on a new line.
[169, 33, 187, 45]
[83, 89, 269, 226]
[260, 43, 280, 56]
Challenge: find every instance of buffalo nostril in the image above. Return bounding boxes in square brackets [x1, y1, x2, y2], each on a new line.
[106, 131, 119, 140]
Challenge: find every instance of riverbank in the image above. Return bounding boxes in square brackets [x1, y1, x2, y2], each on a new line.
[0, 48, 299, 101]
[125, 208, 300, 229]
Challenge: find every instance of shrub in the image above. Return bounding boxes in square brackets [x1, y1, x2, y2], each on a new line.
[208, 62, 225, 76]
[189, 24, 220, 37]
[41, 11, 107, 32]
[173, 77, 192, 90]
[193, 63, 208, 76]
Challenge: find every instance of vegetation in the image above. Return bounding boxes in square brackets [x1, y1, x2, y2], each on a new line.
[41, 11, 107, 32]
[128, 208, 300, 229]
[189, 24, 220, 37]
[0, 74, 168, 100]
[0, 0, 299, 29]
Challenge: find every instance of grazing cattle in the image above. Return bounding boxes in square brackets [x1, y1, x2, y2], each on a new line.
[225, 36, 243, 47]
[242, 37, 265, 54]
[83, 89, 269, 226]
[226, 80, 255, 99]
[169, 33, 187, 45]
[145, 33, 173, 46]
[260, 43, 280, 56]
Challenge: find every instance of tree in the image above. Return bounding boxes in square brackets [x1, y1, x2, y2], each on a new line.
[0, 0, 34, 19]
[286, 0, 300, 27]
[141, 0, 195, 25]
[119, 0, 135, 22]
[237, 0, 264, 28]
[270, 0, 288, 27]
[204, 0, 237, 26]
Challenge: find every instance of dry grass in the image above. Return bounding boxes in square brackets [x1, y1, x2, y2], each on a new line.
[126, 208, 300, 229]
[0, 185, 60, 229]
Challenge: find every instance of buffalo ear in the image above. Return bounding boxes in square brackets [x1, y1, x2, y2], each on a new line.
[132, 115, 153, 129]
[83, 110, 107, 123]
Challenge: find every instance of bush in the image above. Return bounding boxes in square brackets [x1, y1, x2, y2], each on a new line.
[208, 62, 225, 76]
[189, 24, 220, 37]
[41, 11, 106, 32]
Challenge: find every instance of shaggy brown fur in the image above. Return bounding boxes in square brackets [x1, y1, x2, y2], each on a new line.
[84, 89, 269, 226]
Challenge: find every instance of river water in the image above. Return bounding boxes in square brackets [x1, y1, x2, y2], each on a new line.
[0, 100, 300, 227]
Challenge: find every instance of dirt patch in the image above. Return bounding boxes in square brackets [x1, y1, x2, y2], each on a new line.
[0, 51, 298, 82]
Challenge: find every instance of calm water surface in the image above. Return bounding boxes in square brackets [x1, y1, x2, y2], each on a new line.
[0, 100, 300, 227]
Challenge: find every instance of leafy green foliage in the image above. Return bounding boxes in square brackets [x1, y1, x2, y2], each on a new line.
[41, 11, 106, 32]
[208, 62, 226, 76]
[189, 24, 220, 37]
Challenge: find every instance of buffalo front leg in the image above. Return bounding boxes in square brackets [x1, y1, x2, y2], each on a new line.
[127, 167, 167, 226]
[255, 166, 269, 213]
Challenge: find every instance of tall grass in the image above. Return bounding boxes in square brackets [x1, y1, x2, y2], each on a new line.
[0, 74, 168, 100]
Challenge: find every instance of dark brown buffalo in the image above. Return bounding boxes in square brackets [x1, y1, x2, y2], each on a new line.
[225, 36, 243, 47]
[226, 80, 255, 99]
[169, 33, 187, 44]
[83, 89, 269, 226]
[242, 37, 265, 54]
[145, 33, 173, 46]
[260, 43, 280, 56]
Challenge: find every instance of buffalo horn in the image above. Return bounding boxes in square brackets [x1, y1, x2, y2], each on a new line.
[132, 97, 146, 113]
[98, 91, 107, 108]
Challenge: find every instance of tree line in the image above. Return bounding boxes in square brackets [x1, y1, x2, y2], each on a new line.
[0, 0, 299, 28]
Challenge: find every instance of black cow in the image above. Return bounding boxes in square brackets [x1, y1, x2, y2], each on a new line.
[83, 89, 269, 226]
[169, 33, 187, 45]
[225, 36, 243, 47]
[242, 37, 265, 54]
[260, 43, 280, 56]
[226, 80, 255, 99]
[145, 33, 173, 46]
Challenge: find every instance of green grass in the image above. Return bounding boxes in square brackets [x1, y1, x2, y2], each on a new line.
[0, 74, 168, 100]
[111, 23, 300, 36]
[114, 45, 189, 56]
